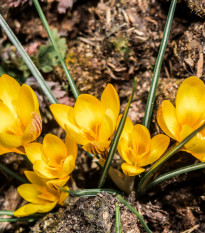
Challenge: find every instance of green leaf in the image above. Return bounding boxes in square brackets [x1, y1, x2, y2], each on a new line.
[61, 188, 121, 197]
[33, 0, 79, 99]
[143, 0, 177, 129]
[117, 195, 152, 233]
[145, 162, 205, 192]
[115, 203, 122, 233]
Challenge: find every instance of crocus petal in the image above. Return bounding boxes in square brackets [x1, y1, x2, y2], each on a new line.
[117, 137, 132, 164]
[43, 134, 67, 164]
[58, 186, 69, 205]
[17, 184, 43, 203]
[82, 140, 110, 155]
[36, 201, 57, 213]
[132, 124, 151, 157]
[117, 115, 133, 144]
[157, 100, 180, 141]
[74, 94, 104, 131]
[99, 113, 115, 141]
[0, 102, 15, 133]
[139, 134, 170, 166]
[17, 84, 40, 128]
[50, 104, 71, 130]
[65, 124, 89, 145]
[22, 112, 42, 144]
[176, 76, 205, 127]
[101, 83, 120, 122]
[65, 135, 78, 160]
[14, 203, 46, 217]
[0, 74, 20, 116]
[46, 176, 70, 189]
[0, 133, 22, 148]
[24, 171, 46, 187]
[38, 190, 58, 202]
[62, 155, 75, 177]
[121, 163, 145, 176]
[24, 143, 43, 164]
[33, 160, 57, 179]
[15, 201, 57, 216]
[180, 124, 205, 155]
[183, 149, 205, 162]
[0, 144, 24, 156]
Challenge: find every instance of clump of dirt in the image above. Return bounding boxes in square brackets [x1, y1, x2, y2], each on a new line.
[30, 192, 154, 233]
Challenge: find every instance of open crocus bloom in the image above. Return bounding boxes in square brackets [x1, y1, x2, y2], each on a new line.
[157, 76, 205, 162]
[50, 84, 120, 157]
[14, 171, 69, 217]
[0, 74, 42, 155]
[24, 134, 77, 188]
[118, 116, 170, 176]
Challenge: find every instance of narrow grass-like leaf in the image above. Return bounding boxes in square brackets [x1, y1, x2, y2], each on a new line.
[116, 195, 152, 233]
[143, 0, 177, 128]
[115, 203, 122, 233]
[0, 217, 38, 222]
[0, 14, 58, 104]
[0, 211, 14, 216]
[0, 163, 27, 183]
[61, 188, 120, 197]
[0, 211, 47, 217]
[145, 162, 205, 192]
[137, 123, 205, 197]
[33, 0, 79, 100]
[97, 78, 138, 188]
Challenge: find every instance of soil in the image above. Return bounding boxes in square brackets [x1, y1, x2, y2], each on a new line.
[0, 0, 205, 232]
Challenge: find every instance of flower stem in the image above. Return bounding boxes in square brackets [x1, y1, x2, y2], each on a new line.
[137, 123, 205, 197]
[0, 14, 58, 104]
[33, 0, 79, 100]
[97, 78, 137, 188]
[143, 0, 177, 129]
[145, 162, 205, 192]
[0, 163, 27, 183]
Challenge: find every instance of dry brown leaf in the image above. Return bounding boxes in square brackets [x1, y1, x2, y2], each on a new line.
[57, 0, 75, 14]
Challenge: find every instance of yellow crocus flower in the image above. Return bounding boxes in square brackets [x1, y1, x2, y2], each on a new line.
[50, 84, 120, 157]
[24, 134, 77, 188]
[0, 74, 42, 155]
[14, 171, 69, 217]
[118, 116, 170, 176]
[157, 76, 205, 162]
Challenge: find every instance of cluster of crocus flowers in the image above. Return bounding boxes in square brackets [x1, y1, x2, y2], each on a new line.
[14, 171, 69, 217]
[50, 84, 120, 157]
[157, 76, 205, 162]
[14, 134, 77, 216]
[117, 116, 170, 176]
[24, 134, 77, 188]
[0, 74, 42, 155]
